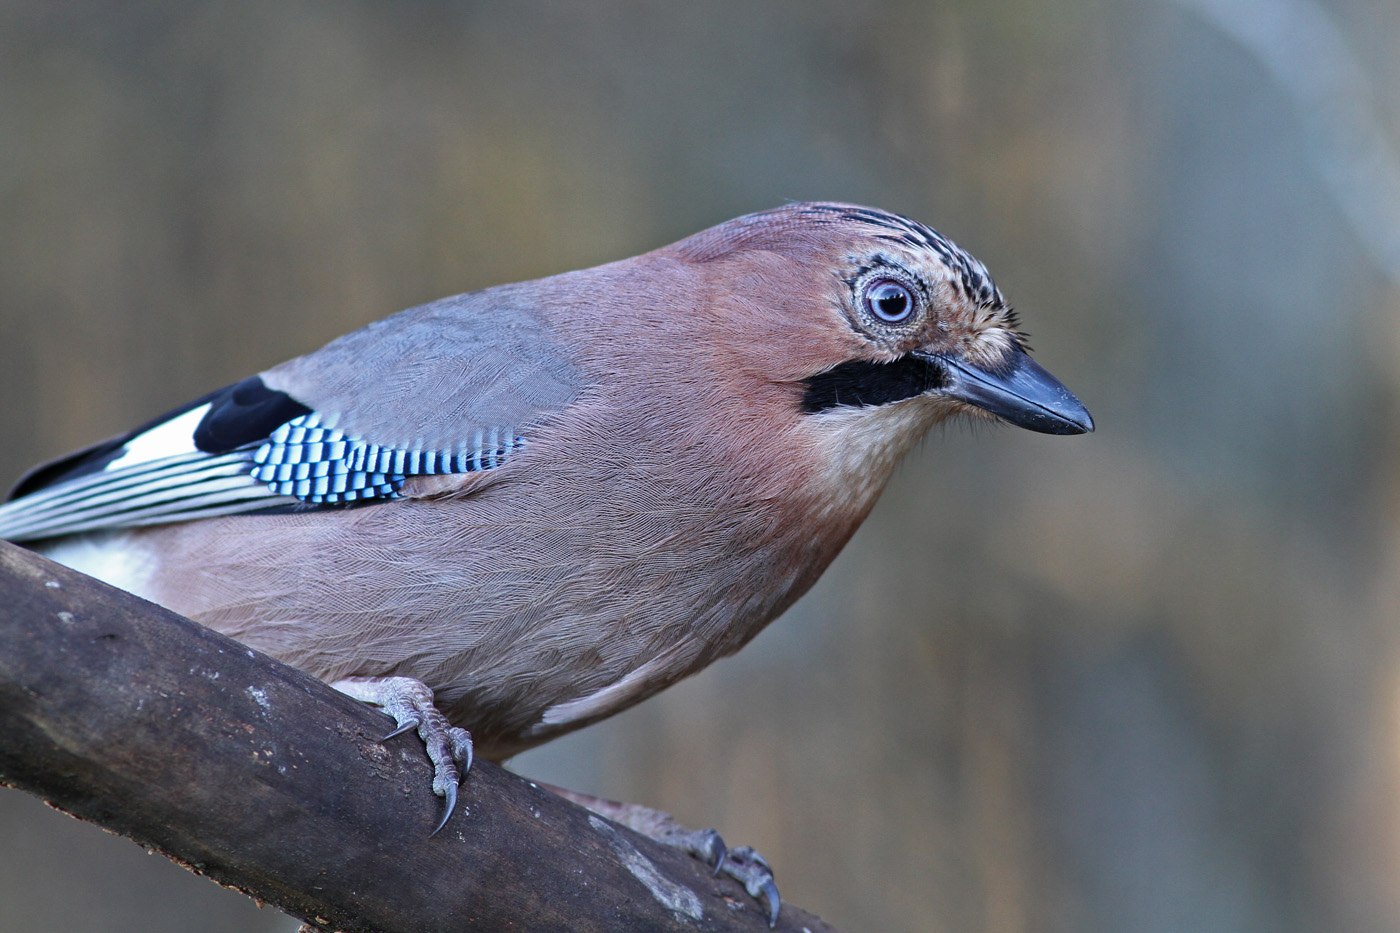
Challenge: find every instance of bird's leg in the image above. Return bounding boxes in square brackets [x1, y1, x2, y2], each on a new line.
[541, 783, 780, 928]
[331, 675, 473, 834]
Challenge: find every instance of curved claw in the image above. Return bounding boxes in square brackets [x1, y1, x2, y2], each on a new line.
[710, 838, 728, 877]
[431, 779, 458, 836]
[382, 717, 420, 741]
[760, 879, 780, 928]
[459, 734, 474, 776]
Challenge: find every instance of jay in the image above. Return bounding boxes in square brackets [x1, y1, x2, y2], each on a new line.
[0, 202, 1091, 924]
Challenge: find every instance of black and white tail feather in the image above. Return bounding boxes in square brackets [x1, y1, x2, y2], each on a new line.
[0, 376, 523, 542]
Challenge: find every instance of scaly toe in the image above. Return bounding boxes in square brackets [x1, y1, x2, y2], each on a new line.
[331, 676, 474, 834]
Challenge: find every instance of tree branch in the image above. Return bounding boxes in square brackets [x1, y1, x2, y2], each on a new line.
[0, 542, 835, 932]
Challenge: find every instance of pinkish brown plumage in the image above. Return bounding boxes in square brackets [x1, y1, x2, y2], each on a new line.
[0, 202, 1091, 920]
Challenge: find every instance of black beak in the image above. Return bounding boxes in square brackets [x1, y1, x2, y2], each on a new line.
[922, 346, 1094, 435]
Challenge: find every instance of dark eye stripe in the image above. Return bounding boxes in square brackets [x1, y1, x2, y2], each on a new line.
[801, 356, 949, 413]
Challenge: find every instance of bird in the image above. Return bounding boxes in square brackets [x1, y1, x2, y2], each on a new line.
[0, 202, 1092, 925]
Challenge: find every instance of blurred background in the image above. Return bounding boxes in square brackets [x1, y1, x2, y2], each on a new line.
[2, 1, 1398, 930]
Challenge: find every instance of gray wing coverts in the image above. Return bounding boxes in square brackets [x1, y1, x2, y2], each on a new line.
[263, 291, 581, 450]
[0, 289, 582, 540]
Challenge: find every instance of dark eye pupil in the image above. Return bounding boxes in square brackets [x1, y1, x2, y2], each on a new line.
[869, 281, 912, 321]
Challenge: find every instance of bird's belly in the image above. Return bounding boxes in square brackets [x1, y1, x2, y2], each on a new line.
[81, 489, 833, 760]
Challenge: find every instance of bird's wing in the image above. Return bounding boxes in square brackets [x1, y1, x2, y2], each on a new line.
[0, 290, 582, 541]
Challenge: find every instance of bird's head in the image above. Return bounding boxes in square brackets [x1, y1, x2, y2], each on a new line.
[668, 202, 1093, 449]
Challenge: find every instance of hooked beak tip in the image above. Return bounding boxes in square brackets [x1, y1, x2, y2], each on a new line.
[930, 347, 1094, 437]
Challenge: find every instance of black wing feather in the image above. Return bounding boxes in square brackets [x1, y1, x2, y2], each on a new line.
[193, 376, 311, 454]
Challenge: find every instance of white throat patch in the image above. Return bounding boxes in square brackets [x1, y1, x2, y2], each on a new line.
[803, 398, 944, 506]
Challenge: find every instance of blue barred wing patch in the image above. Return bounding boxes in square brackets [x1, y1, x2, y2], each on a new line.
[0, 409, 526, 540]
[251, 412, 525, 504]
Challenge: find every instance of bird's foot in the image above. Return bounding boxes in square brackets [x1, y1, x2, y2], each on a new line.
[331, 675, 473, 834]
[543, 785, 780, 928]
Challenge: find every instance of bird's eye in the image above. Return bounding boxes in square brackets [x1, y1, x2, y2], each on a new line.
[863, 279, 915, 323]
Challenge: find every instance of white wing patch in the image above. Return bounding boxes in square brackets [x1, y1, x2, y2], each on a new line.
[104, 404, 210, 472]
